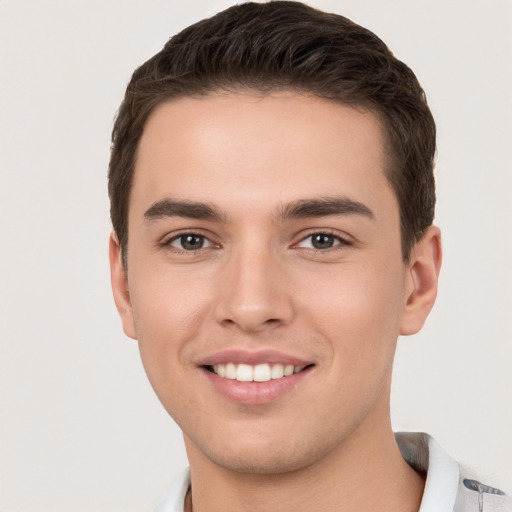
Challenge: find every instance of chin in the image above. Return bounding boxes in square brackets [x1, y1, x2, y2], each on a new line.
[187, 432, 333, 476]
[207, 450, 311, 475]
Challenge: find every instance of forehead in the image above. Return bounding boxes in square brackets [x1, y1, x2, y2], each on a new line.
[132, 92, 395, 219]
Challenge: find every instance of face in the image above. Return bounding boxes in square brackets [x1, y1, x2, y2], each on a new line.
[110, 92, 439, 474]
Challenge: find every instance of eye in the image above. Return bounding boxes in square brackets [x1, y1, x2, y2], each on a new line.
[168, 233, 212, 251]
[297, 233, 346, 250]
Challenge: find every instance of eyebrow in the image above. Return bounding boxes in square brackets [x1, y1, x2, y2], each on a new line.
[277, 196, 375, 221]
[144, 199, 225, 222]
[143, 195, 374, 223]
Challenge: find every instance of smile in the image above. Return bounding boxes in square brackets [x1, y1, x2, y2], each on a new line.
[210, 363, 307, 382]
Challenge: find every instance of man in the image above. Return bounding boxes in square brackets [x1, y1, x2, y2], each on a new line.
[108, 2, 509, 511]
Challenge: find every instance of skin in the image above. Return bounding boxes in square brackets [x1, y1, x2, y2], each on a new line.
[110, 92, 441, 512]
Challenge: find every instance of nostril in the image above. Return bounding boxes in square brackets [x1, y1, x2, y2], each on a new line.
[220, 314, 284, 332]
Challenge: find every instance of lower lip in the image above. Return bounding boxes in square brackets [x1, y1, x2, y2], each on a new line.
[201, 367, 312, 405]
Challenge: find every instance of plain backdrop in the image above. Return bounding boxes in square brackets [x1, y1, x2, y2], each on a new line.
[0, 1, 511, 511]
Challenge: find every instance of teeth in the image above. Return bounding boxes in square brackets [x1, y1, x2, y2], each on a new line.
[253, 363, 271, 382]
[236, 364, 253, 382]
[271, 363, 284, 379]
[225, 363, 236, 380]
[211, 363, 307, 382]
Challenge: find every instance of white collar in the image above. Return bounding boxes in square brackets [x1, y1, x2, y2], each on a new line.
[396, 432, 460, 511]
[153, 467, 190, 512]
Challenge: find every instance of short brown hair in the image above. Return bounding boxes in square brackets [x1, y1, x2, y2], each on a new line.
[108, 1, 436, 265]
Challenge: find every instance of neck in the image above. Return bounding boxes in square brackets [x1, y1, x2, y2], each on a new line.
[184, 421, 424, 512]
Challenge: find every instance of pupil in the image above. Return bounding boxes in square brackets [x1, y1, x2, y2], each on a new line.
[312, 234, 334, 249]
[181, 234, 203, 250]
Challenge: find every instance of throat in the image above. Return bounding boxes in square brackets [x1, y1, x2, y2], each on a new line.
[183, 428, 426, 512]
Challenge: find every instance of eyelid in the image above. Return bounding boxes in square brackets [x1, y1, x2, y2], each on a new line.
[169, 234, 212, 249]
[294, 229, 353, 249]
[161, 227, 215, 243]
[159, 228, 352, 254]
[161, 229, 219, 253]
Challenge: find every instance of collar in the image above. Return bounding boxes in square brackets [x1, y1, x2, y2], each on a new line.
[396, 432, 460, 511]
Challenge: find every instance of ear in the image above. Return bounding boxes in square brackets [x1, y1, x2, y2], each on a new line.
[109, 231, 137, 339]
[400, 225, 442, 336]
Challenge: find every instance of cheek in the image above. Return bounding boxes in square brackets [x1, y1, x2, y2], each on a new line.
[128, 267, 211, 384]
[130, 260, 210, 330]
[300, 259, 406, 360]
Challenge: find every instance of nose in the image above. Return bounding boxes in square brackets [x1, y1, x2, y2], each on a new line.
[214, 243, 294, 333]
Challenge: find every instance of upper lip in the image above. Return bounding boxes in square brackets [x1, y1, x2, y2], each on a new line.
[196, 349, 313, 367]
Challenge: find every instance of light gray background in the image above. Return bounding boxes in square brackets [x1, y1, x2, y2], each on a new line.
[1, 1, 511, 511]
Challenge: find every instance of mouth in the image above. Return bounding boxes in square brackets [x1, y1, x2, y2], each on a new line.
[198, 350, 315, 403]
[205, 362, 312, 382]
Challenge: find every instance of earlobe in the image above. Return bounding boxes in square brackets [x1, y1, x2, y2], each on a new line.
[400, 225, 442, 336]
[109, 232, 137, 340]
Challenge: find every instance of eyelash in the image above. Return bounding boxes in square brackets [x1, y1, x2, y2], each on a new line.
[295, 230, 352, 252]
[162, 230, 351, 254]
[163, 231, 215, 253]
